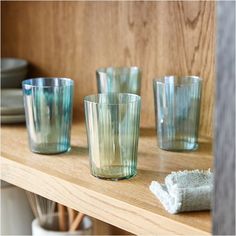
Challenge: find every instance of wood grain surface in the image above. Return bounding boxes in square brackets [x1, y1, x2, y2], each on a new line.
[1, 123, 213, 235]
[1, 1, 215, 137]
[92, 218, 131, 235]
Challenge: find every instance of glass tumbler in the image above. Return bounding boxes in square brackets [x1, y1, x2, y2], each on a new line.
[84, 93, 141, 180]
[153, 76, 202, 151]
[22, 78, 74, 154]
[96, 67, 141, 95]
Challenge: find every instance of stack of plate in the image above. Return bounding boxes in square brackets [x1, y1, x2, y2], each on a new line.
[1, 58, 28, 88]
[1, 89, 25, 124]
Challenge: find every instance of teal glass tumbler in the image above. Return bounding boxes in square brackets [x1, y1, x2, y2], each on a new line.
[22, 78, 74, 154]
[84, 93, 141, 180]
[153, 76, 202, 151]
[96, 67, 141, 95]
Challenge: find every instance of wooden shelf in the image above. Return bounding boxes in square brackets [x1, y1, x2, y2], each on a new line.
[1, 122, 212, 235]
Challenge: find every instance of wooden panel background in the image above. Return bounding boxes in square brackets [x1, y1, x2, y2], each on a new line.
[1, 1, 215, 137]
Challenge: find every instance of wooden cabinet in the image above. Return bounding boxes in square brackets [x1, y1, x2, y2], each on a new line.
[1, 2, 215, 234]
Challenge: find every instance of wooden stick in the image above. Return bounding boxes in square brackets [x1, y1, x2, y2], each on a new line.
[69, 212, 84, 232]
[58, 203, 66, 231]
[67, 207, 76, 228]
[72, 209, 77, 220]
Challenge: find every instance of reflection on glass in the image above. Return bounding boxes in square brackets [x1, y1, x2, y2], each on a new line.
[22, 78, 74, 154]
[84, 93, 141, 180]
[96, 67, 141, 95]
[153, 76, 202, 151]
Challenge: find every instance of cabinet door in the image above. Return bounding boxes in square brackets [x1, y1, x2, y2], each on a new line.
[214, 2, 235, 235]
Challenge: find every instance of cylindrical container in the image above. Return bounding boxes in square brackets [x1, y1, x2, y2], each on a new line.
[96, 67, 141, 95]
[22, 78, 74, 154]
[32, 214, 92, 236]
[84, 93, 141, 180]
[1, 184, 34, 235]
[153, 76, 202, 151]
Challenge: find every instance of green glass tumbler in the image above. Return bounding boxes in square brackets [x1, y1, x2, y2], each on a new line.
[84, 93, 141, 180]
[153, 76, 202, 151]
[96, 67, 141, 95]
[22, 78, 74, 154]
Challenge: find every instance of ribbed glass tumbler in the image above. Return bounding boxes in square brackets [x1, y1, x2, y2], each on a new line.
[84, 93, 141, 180]
[22, 78, 74, 154]
[96, 67, 141, 95]
[153, 76, 202, 151]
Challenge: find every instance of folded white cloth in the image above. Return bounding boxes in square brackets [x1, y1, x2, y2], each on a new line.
[149, 169, 213, 214]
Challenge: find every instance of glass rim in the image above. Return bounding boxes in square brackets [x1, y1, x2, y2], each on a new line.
[22, 77, 74, 88]
[153, 75, 202, 85]
[96, 66, 141, 74]
[84, 93, 141, 105]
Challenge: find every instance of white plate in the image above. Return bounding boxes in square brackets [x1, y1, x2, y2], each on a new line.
[1, 89, 25, 115]
[1, 58, 28, 73]
[1, 114, 25, 124]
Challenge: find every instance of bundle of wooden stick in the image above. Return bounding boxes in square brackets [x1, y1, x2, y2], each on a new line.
[58, 203, 84, 232]
[26, 191, 84, 232]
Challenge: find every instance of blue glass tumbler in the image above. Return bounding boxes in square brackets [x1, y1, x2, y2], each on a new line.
[84, 93, 141, 180]
[22, 78, 74, 154]
[96, 67, 141, 95]
[153, 76, 202, 151]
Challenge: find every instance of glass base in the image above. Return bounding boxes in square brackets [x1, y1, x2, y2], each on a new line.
[30, 143, 71, 155]
[159, 141, 198, 152]
[92, 173, 136, 181]
[91, 165, 137, 181]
